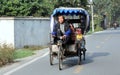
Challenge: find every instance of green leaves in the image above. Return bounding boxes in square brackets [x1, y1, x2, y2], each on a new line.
[0, 0, 52, 17]
[0, 0, 88, 17]
[93, 0, 120, 23]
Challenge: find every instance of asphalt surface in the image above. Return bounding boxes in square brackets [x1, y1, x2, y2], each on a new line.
[2, 27, 120, 75]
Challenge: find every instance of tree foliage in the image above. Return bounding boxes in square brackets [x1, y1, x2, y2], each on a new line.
[93, 0, 120, 23]
[0, 0, 88, 17]
[0, 0, 54, 17]
[1, 0, 120, 20]
[54, 0, 88, 8]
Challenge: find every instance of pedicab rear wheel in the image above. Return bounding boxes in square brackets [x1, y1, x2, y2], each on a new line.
[50, 45, 53, 65]
[78, 49, 82, 65]
[83, 48, 86, 60]
[77, 43, 82, 65]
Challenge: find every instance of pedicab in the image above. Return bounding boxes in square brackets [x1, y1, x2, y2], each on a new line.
[49, 7, 90, 70]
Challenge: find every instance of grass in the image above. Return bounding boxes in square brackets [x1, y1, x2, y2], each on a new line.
[86, 25, 103, 35]
[13, 45, 48, 59]
[13, 49, 34, 59]
[23, 45, 47, 51]
[86, 30, 93, 35]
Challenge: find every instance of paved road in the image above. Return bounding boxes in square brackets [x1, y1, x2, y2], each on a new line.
[4, 28, 120, 75]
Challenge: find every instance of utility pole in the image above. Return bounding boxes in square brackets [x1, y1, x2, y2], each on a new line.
[88, 0, 94, 32]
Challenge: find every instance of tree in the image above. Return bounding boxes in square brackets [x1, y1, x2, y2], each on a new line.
[93, 0, 120, 24]
[0, 0, 88, 17]
[53, 0, 88, 9]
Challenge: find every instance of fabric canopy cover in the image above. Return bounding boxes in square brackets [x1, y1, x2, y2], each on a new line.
[52, 7, 88, 16]
[50, 7, 90, 34]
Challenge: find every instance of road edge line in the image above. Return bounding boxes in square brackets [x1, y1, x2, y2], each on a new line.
[3, 51, 49, 75]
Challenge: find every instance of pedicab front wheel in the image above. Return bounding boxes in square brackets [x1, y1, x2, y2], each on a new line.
[58, 45, 63, 70]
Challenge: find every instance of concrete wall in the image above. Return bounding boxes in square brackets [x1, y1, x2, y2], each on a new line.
[0, 17, 14, 45]
[0, 17, 50, 48]
[14, 18, 50, 48]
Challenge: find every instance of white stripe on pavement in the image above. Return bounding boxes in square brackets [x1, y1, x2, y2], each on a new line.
[4, 51, 49, 75]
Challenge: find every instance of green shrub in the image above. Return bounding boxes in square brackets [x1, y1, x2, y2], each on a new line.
[0, 43, 15, 67]
[94, 25, 103, 32]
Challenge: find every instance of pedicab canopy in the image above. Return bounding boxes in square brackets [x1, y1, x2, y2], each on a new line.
[50, 7, 90, 34]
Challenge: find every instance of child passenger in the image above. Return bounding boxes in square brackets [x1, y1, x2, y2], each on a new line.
[75, 28, 85, 50]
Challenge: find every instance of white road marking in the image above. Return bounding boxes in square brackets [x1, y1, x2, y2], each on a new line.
[3, 51, 49, 75]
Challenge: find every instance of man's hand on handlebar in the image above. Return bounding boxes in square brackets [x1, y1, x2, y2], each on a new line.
[62, 35, 66, 39]
[52, 34, 66, 40]
[52, 35, 56, 38]
[59, 35, 66, 40]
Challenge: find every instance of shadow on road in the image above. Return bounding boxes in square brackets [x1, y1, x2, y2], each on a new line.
[62, 57, 81, 70]
[88, 52, 110, 58]
[58, 52, 110, 70]
[82, 52, 110, 65]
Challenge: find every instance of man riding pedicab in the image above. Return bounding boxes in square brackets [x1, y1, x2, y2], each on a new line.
[52, 15, 75, 50]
